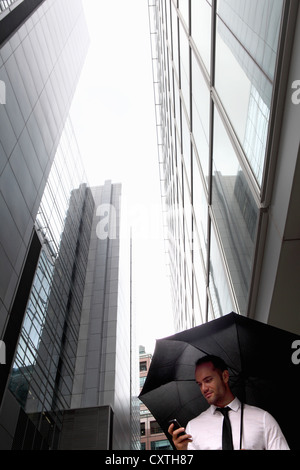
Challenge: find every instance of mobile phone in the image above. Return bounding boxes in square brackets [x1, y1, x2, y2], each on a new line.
[168, 419, 185, 436]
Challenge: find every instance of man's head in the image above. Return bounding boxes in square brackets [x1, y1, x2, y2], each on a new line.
[195, 355, 234, 407]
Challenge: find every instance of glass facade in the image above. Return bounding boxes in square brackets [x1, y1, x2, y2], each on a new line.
[0, 0, 89, 339]
[1, 0, 139, 449]
[8, 118, 94, 448]
[7, 138, 139, 450]
[0, 0, 91, 448]
[148, 0, 287, 327]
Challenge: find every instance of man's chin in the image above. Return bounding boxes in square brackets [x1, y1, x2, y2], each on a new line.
[205, 394, 214, 404]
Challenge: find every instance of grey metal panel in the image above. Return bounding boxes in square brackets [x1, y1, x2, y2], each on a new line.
[59, 406, 113, 450]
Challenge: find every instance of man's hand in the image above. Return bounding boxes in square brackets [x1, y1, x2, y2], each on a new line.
[168, 423, 192, 450]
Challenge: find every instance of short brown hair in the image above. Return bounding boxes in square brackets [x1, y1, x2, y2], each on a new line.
[195, 355, 228, 372]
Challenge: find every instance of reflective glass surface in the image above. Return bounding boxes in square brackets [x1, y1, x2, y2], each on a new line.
[209, 223, 235, 318]
[182, 108, 191, 190]
[191, 50, 210, 184]
[212, 108, 259, 314]
[192, 230, 207, 323]
[179, 20, 190, 116]
[191, 0, 212, 73]
[149, 0, 285, 326]
[193, 151, 208, 261]
[8, 116, 93, 447]
[171, 2, 179, 78]
[0, 0, 89, 330]
[178, 0, 189, 28]
[215, 0, 284, 185]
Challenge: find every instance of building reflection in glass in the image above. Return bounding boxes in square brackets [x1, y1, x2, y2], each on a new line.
[8, 118, 93, 447]
[148, 0, 285, 326]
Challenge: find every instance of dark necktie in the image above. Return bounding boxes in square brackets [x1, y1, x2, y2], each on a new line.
[217, 407, 234, 450]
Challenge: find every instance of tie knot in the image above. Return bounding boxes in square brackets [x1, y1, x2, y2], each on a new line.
[217, 407, 230, 416]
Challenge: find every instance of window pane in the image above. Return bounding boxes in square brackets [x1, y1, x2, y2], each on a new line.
[193, 230, 207, 322]
[151, 439, 173, 450]
[212, 109, 259, 314]
[209, 223, 235, 318]
[191, 51, 210, 183]
[178, 0, 189, 27]
[215, 0, 284, 186]
[179, 20, 190, 115]
[193, 152, 208, 260]
[191, 0, 212, 73]
[171, 2, 179, 77]
[150, 420, 163, 434]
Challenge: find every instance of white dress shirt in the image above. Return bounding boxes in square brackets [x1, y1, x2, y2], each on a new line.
[186, 397, 289, 450]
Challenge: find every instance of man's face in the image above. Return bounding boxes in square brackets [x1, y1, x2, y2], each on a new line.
[195, 361, 229, 406]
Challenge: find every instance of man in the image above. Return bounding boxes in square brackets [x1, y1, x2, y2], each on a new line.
[168, 355, 289, 450]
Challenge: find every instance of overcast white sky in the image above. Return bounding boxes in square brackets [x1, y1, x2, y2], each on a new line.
[70, 0, 174, 354]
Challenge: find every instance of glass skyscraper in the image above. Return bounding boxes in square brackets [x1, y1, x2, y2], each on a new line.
[0, 0, 90, 448]
[148, 0, 300, 335]
[0, 0, 139, 450]
[0, 0, 89, 348]
[7, 117, 94, 448]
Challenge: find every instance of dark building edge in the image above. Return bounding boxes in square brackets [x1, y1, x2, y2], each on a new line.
[0, 229, 41, 406]
[0, 0, 46, 47]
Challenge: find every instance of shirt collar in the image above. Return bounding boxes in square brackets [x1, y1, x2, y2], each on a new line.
[210, 396, 241, 414]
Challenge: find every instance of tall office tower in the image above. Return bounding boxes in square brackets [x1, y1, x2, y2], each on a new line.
[0, 0, 89, 376]
[1, 130, 138, 449]
[0, 1, 139, 449]
[4, 118, 95, 449]
[0, 0, 90, 447]
[148, 0, 300, 334]
[58, 181, 139, 450]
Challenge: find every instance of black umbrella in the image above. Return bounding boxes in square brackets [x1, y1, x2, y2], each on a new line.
[139, 312, 300, 450]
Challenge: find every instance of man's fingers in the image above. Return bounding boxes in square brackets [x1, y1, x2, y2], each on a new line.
[168, 423, 175, 435]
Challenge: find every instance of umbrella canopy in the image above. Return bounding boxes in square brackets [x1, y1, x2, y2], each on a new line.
[139, 312, 300, 450]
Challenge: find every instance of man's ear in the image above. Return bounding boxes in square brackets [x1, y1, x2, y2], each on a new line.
[222, 369, 230, 384]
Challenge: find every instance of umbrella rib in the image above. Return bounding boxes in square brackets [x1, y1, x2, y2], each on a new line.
[170, 340, 240, 376]
[171, 335, 241, 375]
[209, 336, 241, 374]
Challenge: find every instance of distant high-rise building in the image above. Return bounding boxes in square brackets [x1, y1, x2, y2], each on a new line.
[0, 0, 139, 450]
[148, 0, 300, 334]
[0, 0, 89, 373]
[0, 0, 90, 448]
[57, 181, 139, 450]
